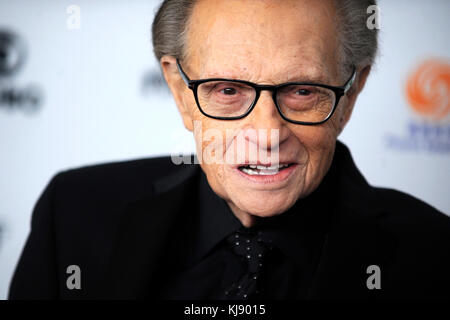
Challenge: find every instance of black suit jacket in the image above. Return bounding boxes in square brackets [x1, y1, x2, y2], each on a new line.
[8, 141, 450, 299]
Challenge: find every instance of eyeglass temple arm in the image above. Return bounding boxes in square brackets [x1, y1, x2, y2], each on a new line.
[176, 59, 192, 88]
[343, 67, 357, 93]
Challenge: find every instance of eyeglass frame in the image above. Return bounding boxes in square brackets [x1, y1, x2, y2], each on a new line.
[176, 59, 357, 125]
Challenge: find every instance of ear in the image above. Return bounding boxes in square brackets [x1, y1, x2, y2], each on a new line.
[337, 65, 371, 133]
[160, 55, 194, 132]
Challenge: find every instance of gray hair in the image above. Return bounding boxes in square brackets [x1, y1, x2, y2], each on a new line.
[151, 0, 378, 72]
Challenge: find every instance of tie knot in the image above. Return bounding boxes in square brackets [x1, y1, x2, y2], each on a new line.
[226, 229, 273, 273]
[222, 229, 274, 299]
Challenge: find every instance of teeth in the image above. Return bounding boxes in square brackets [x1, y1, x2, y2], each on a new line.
[256, 165, 287, 170]
[241, 167, 258, 175]
[241, 167, 278, 175]
[240, 164, 290, 176]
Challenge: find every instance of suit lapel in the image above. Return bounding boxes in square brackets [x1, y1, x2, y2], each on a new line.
[101, 165, 200, 299]
[307, 206, 396, 299]
[307, 142, 397, 299]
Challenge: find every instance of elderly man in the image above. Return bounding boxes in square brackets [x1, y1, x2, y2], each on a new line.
[9, 0, 450, 300]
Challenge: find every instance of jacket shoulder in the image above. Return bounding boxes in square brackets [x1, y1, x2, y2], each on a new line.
[60, 155, 181, 185]
[371, 187, 450, 228]
[366, 187, 450, 253]
[54, 156, 186, 205]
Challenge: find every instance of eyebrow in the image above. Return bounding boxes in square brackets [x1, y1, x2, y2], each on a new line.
[284, 74, 330, 84]
[200, 70, 331, 85]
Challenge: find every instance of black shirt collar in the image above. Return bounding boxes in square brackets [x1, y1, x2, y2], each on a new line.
[192, 171, 242, 263]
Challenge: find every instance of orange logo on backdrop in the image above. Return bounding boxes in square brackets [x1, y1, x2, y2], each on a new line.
[406, 59, 450, 121]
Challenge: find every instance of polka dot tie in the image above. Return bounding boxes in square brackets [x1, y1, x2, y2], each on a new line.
[222, 228, 273, 300]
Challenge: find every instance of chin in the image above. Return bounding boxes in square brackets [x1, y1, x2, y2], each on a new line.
[231, 192, 298, 218]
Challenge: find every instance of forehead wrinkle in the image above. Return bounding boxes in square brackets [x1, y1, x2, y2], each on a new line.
[196, 65, 332, 86]
[195, 45, 335, 85]
[187, 0, 339, 84]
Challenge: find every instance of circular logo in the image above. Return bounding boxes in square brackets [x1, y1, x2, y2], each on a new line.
[0, 29, 27, 77]
[406, 59, 450, 121]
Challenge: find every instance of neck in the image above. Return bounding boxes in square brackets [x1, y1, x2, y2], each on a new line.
[227, 201, 260, 228]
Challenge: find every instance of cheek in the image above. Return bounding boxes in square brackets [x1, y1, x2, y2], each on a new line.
[291, 124, 337, 154]
[290, 123, 338, 190]
[193, 117, 232, 197]
[199, 155, 230, 203]
[193, 118, 230, 163]
[200, 162, 224, 187]
[333, 98, 350, 132]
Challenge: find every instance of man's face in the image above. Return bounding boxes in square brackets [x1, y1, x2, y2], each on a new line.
[163, 0, 363, 226]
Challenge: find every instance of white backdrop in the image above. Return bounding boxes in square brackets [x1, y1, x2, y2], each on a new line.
[0, 0, 449, 299]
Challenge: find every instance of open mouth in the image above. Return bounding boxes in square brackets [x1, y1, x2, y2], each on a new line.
[237, 163, 294, 176]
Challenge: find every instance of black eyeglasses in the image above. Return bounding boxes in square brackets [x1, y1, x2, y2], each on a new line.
[176, 59, 356, 125]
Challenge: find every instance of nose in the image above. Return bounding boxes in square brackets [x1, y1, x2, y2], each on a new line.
[242, 90, 289, 149]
